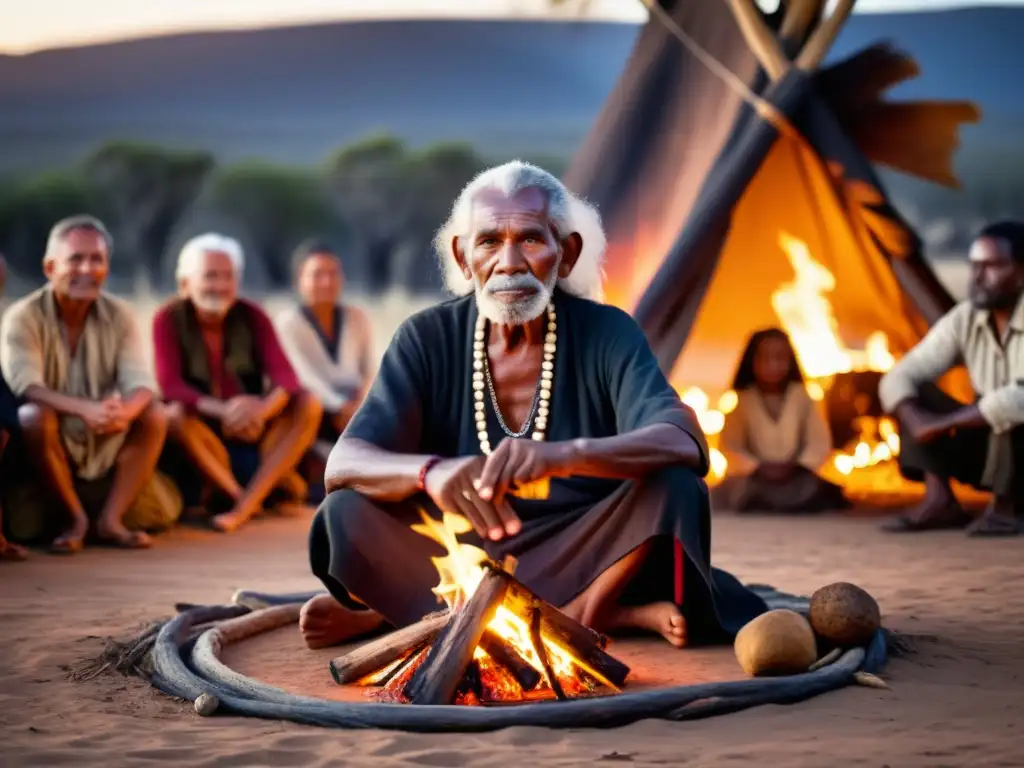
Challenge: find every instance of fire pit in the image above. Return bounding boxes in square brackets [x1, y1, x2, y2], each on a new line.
[329, 511, 630, 707]
[90, 494, 892, 730]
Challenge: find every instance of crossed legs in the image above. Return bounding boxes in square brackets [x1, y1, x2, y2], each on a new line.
[167, 392, 321, 533]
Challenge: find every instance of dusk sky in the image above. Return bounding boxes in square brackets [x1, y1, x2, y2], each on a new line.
[2, 0, 1019, 54]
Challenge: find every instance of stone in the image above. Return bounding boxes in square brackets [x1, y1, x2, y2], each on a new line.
[808, 582, 881, 647]
[194, 693, 220, 717]
[734, 609, 818, 677]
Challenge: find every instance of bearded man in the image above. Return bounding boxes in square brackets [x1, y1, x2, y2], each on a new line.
[879, 221, 1024, 536]
[300, 161, 767, 649]
[153, 234, 321, 533]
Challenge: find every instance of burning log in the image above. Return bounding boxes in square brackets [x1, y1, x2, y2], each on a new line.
[403, 565, 511, 705]
[528, 603, 566, 701]
[478, 629, 542, 693]
[329, 610, 449, 685]
[501, 577, 630, 688]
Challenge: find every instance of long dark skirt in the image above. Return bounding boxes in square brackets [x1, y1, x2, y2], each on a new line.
[309, 466, 767, 645]
[712, 467, 847, 513]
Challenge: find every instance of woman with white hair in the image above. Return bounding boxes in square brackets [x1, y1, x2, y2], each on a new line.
[299, 161, 768, 650]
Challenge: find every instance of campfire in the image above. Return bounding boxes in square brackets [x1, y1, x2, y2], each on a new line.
[679, 231, 909, 497]
[330, 510, 630, 706]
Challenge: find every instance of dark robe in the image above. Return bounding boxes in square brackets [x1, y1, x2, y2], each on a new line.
[309, 290, 768, 644]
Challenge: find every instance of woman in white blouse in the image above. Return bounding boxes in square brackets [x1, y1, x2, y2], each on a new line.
[276, 241, 374, 446]
[713, 328, 847, 513]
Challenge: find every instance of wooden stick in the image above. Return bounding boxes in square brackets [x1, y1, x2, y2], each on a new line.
[403, 569, 510, 705]
[500, 576, 630, 688]
[794, 0, 855, 71]
[529, 604, 567, 701]
[724, 0, 791, 81]
[329, 611, 449, 685]
[478, 630, 542, 693]
[779, 0, 823, 52]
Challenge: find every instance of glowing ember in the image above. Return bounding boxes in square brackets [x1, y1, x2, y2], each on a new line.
[674, 232, 904, 494]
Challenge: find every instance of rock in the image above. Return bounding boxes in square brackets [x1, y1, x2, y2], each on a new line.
[808, 582, 881, 647]
[734, 609, 818, 677]
[194, 693, 219, 717]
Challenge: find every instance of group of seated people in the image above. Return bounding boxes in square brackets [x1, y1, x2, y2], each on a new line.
[0, 217, 374, 560]
[713, 220, 1023, 538]
[0, 162, 1020, 658]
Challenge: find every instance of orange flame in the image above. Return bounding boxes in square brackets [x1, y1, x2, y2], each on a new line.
[675, 232, 900, 490]
[411, 509, 614, 694]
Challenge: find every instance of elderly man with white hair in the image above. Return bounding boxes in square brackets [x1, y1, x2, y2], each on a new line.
[0, 215, 181, 554]
[299, 161, 767, 650]
[152, 233, 321, 533]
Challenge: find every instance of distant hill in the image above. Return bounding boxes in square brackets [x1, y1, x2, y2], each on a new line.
[0, 8, 1020, 178]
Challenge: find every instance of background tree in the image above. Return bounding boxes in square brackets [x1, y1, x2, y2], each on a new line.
[0, 171, 104, 284]
[202, 161, 353, 287]
[82, 141, 214, 280]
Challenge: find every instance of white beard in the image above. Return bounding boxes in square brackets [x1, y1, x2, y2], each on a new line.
[191, 294, 233, 316]
[474, 271, 556, 326]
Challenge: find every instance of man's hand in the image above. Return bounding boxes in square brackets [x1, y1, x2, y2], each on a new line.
[896, 402, 947, 444]
[77, 397, 130, 435]
[424, 455, 521, 541]
[222, 395, 266, 442]
[475, 438, 567, 507]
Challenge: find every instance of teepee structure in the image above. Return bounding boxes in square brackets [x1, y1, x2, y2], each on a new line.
[564, 0, 980, 395]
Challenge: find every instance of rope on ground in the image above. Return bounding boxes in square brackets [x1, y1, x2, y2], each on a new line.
[84, 585, 889, 732]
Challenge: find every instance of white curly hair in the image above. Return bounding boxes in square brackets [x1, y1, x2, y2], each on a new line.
[434, 160, 606, 302]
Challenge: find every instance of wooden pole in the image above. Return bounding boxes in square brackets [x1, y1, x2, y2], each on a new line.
[779, 0, 824, 53]
[723, 0, 791, 82]
[795, 0, 856, 71]
[403, 569, 510, 705]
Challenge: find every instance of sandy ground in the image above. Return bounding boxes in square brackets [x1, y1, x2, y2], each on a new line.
[3, 509, 1023, 768]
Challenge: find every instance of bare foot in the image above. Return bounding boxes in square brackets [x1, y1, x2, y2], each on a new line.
[880, 474, 971, 532]
[0, 537, 28, 561]
[211, 506, 259, 533]
[50, 514, 89, 555]
[606, 602, 687, 648]
[96, 519, 153, 549]
[967, 496, 1021, 537]
[299, 594, 384, 649]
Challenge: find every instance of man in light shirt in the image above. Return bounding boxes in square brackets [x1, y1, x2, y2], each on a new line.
[878, 221, 1024, 536]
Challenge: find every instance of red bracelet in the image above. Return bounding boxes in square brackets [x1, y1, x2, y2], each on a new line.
[417, 456, 441, 492]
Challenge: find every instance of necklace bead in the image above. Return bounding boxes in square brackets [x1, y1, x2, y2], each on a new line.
[473, 303, 556, 455]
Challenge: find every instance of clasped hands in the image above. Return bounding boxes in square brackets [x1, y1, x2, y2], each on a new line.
[77, 394, 133, 435]
[219, 395, 269, 442]
[424, 438, 565, 542]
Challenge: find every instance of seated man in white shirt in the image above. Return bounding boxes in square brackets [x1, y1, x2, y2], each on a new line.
[878, 221, 1024, 536]
[276, 240, 374, 454]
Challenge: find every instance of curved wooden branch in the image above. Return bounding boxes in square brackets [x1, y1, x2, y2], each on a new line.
[724, 0, 791, 81]
[779, 0, 824, 52]
[795, 0, 856, 71]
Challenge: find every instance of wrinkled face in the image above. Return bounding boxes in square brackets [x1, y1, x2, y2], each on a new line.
[968, 236, 1024, 311]
[298, 252, 343, 306]
[753, 335, 794, 389]
[455, 187, 579, 326]
[44, 227, 109, 302]
[185, 250, 238, 317]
